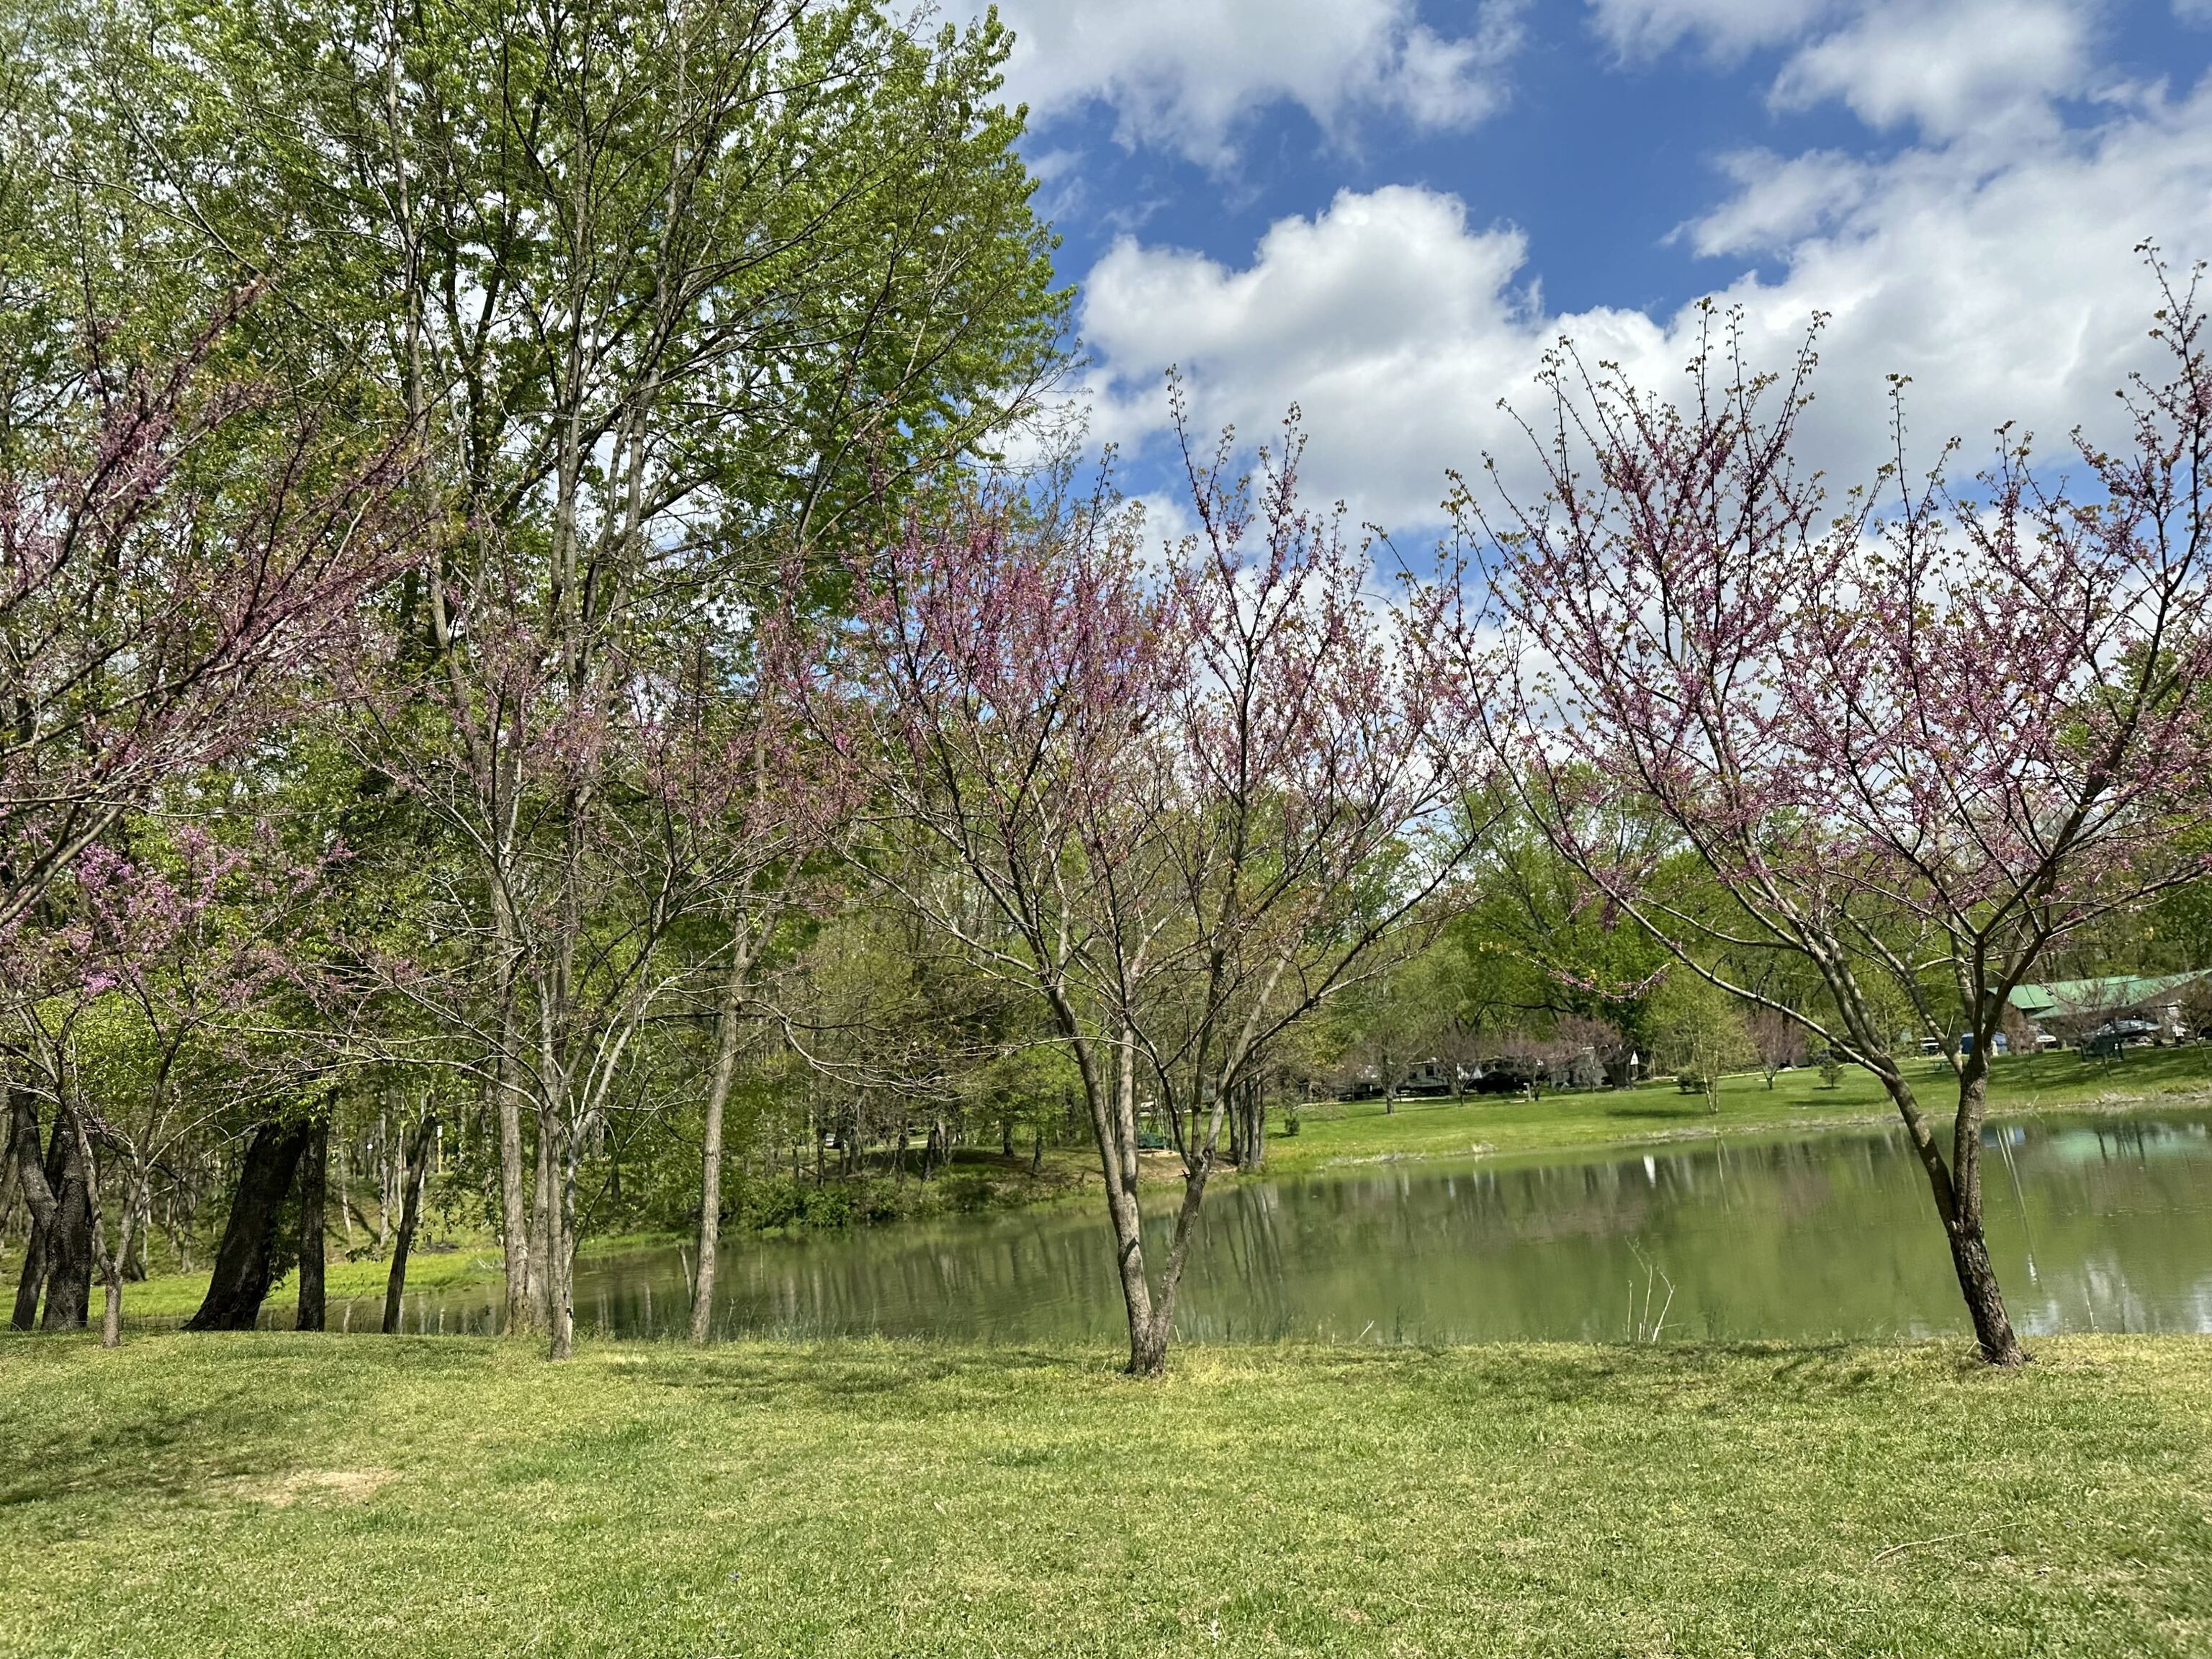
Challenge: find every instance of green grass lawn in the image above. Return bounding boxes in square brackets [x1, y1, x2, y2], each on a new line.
[1264, 1043, 2212, 1177]
[1, 1333, 2207, 1656]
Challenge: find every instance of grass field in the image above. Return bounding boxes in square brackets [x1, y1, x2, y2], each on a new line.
[1, 1333, 2207, 1657]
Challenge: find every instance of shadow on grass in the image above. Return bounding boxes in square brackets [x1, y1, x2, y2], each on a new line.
[1285, 1336, 2000, 1418]
[639, 1339, 1090, 1416]
[0, 1333, 470, 1521]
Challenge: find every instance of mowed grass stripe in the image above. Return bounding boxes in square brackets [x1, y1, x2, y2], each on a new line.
[0, 1334, 2206, 1656]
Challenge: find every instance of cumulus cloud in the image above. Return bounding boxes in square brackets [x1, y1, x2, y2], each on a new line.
[1770, 0, 2096, 138]
[1079, 81, 2212, 530]
[1079, 187, 1658, 522]
[996, 0, 1524, 166]
[1683, 149, 1874, 255]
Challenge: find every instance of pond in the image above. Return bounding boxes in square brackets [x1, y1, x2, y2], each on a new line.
[336, 1109, 2212, 1346]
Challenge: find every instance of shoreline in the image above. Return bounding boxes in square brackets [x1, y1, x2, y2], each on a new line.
[94, 1050, 2212, 1324]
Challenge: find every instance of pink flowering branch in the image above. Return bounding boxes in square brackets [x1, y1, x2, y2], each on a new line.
[0, 292, 419, 943]
[817, 416, 1491, 1375]
[1450, 259, 2212, 1366]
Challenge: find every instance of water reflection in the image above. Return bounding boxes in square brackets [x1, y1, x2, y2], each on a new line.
[313, 1112, 2212, 1346]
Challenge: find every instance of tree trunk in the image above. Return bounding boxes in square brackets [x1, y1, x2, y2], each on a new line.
[11, 1216, 46, 1331]
[1233, 1081, 1267, 1174]
[690, 951, 750, 1346]
[6, 1087, 89, 1332]
[297, 1120, 327, 1331]
[337, 1136, 353, 1244]
[1128, 1308, 1171, 1375]
[9, 1093, 62, 1330]
[1946, 1217, 2023, 1366]
[73, 1137, 138, 1352]
[1105, 1180, 1164, 1376]
[375, 1100, 394, 1251]
[1063, 1024, 1180, 1377]
[494, 995, 533, 1334]
[1880, 1065, 2026, 1367]
[547, 1103, 576, 1360]
[123, 1183, 150, 1281]
[381, 1113, 436, 1335]
[41, 1109, 93, 1333]
[1946, 1066, 2024, 1365]
[45, 1097, 126, 1349]
[524, 1107, 553, 1328]
[186, 1120, 308, 1331]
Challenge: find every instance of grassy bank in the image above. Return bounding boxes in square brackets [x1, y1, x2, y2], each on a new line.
[1267, 1043, 2212, 1176]
[1, 1334, 2208, 1656]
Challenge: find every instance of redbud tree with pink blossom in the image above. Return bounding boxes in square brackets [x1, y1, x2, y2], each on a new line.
[1458, 263, 2212, 1366]
[2, 297, 414, 1331]
[822, 406, 1491, 1375]
[0, 291, 415, 942]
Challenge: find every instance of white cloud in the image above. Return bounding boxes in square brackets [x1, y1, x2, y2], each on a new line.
[996, 0, 1524, 167]
[1684, 149, 1872, 255]
[1078, 81, 2212, 531]
[1079, 187, 1659, 521]
[1771, 0, 2096, 138]
[1588, 0, 1838, 60]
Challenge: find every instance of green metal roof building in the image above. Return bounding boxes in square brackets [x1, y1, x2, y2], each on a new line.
[2007, 971, 2210, 1024]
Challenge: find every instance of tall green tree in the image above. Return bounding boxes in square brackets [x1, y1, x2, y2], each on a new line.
[19, 0, 1069, 1354]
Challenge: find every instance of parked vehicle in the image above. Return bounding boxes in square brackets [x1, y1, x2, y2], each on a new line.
[1398, 1060, 1457, 1097]
[1470, 1058, 1545, 1099]
[2085, 1017, 2161, 1058]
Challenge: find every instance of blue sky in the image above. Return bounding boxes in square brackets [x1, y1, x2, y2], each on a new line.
[984, 0, 2212, 529]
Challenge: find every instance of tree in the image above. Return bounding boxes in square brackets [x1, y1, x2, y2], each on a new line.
[665, 630, 862, 1346]
[0, 293, 412, 941]
[1318, 953, 1457, 1113]
[19, 0, 1070, 1354]
[1459, 270, 2212, 1366]
[827, 415, 1486, 1374]
[32, 826, 338, 1344]
[0, 296, 409, 1335]
[1447, 809, 1676, 1087]
[1647, 971, 1752, 1113]
[32, 0, 1069, 1359]
[1747, 1006, 1810, 1088]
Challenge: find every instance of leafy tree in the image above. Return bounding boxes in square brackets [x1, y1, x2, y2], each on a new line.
[16, 0, 1070, 1355]
[1647, 972, 1752, 1114]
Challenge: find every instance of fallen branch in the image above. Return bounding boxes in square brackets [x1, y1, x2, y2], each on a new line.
[1871, 1524, 2003, 1565]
